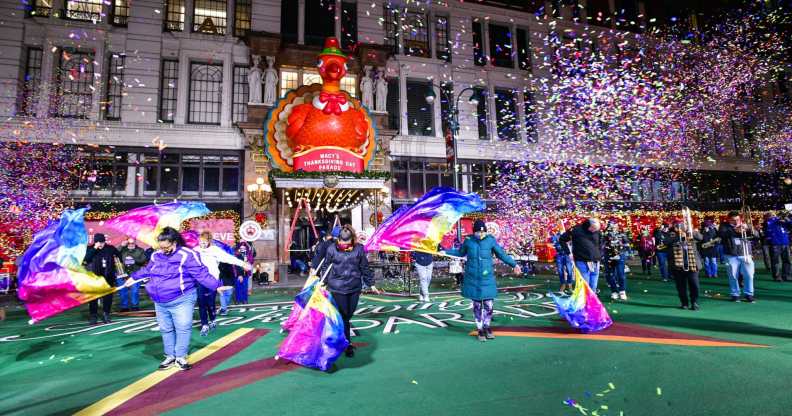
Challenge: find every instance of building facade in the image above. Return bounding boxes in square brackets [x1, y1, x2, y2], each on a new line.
[0, 0, 788, 275]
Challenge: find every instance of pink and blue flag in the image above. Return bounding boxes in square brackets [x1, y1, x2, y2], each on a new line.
[277, 283, 348, 371]
[281, 275, 320, 332]
[104, 202, 210, 247]
[549, 266, 613, 332]
[364, 187, 485, 254]
[17, 208, 115, 323]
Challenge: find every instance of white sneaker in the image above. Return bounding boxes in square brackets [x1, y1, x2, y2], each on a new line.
[175, 357, 191, 371]
[200, 325, 209, 337]
[611, 292, 619, 300]
[158, 356, 176, 370]
[619, 291, 628, 300]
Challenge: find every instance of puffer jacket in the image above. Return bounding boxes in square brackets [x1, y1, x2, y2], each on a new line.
[323, 243, 374, 295]
[117, 245, 147, 275]
[446, 234, 517, 301]
[132, 246, 219, 304]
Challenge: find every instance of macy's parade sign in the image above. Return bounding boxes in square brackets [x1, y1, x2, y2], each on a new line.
[263, 37, 377, 174]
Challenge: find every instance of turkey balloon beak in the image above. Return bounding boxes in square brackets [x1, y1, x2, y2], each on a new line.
[324, 62, 343, 81]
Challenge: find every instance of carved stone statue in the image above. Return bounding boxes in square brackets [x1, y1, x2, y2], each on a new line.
[360, 66, 374, 109]
[374, 68, 388, 112]
[248, 55, 263, 104]
[263, 56, 279, 106]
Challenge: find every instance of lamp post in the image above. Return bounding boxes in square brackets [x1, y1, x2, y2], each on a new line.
[425, 84, 484, 241]
[246, 176, 273, 211]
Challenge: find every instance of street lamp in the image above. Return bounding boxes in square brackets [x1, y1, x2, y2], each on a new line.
[426, 84, 485, 241]
[246, 176, 273, 211]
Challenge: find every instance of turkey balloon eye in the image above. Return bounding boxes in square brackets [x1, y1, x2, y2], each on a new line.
[316, 60, 324, 68]
[344, 63, 348, 71]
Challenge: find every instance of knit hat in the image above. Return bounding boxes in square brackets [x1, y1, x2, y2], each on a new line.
[473, 220, 487, 233]
[320, 37, 346, 59]
[93, 233, 106, 243]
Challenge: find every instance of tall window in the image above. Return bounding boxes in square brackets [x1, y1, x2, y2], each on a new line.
[340, 1, 358, 50]
[281, 1, 298, 44]
[435, 15, 451, 62]
[111, 0, 129, 26]
[52, 50, 95, 119]
[25, 0, 51, 17]
[406, 80, 434, 136]
[188, 63, 223, 125]
[159, 60, 179, 123]
[305, 0, 335, 47]
[234, 0, 251, 37]
[387, 78, 400, 131]
[403, 10, 430, 58]
[164, 0, 185, 31]
[64, 0, 102, 21]
[474, 87, 489, 140]
[523, 88, 538, 143]
[232, 65, 249, 123]
[194, 0, 227, 35]
[104, 53, 125, 120]
[472, 20, 485, 66]
[19, 47, 42, 116]
[489, 23, 513, 68]
[517, 28, 531, 70]
[391, 159, 454, 201]
[494, 88, 519, 141]
[280, 69, 299, 97]
[440, 82, 454, 136]
[383, 5, 399, 55]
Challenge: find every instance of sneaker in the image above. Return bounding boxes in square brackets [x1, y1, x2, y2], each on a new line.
[610, 292, 619, 300]
[690, 303, 700, 311]
[158, 356, 176, 370]
[485, 327, 495, 340]
[344, 346, 355, 357]
[619, 291, 628, 301]
[745, 295, 755, 303]
[219, 309, 228, 316]
[678, 305, 688, 310]
[200, 325, 210, 337]
[102, 313, 111, 324]
[731, 296, 741, 302]
[209, 320, 217, 331]
[88, 317, 98, 326]
[477, 330, 487, 342]
[175, 358, 191, 371]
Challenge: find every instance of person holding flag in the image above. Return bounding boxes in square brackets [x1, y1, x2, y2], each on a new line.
[443, 220, 521, 342]
[126, 227, 219, 371]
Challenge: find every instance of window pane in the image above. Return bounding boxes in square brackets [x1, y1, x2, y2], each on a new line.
[194, 0, 227, 35]
[471, 174, 484, 194]
[472, 20, 485, 66]
[441, 172, 454, 188]
[341, 76, 357, 98]
[104, 53, 125, 120]
[495, 88, 519, 141]
[183, 167, 200, 192]
[440, 82, 453, 136]
[184, 154, 201, 164]
[406, 80, 434, 136]
[280, 70, 299, 97]
[232, 66, 249, 123]
[52, 50, 95, 119]
[391, 159, 407, 170]
[382, 5, 399, 55]
[386, 78, 400, 131]
[222, 167, 239, 192]
[489, 23, 513, 68]
[403, 11, 430, 58]
[144, 166, 158, 192]
[164, 0, 185, 31]
[475, 88, 489, 140]
[111, 0, 129, 26]
[188, 63, 223, 124]
[65, 0, 102, 21]
[304, 0, 335, 47]
[113, 165, 129, 192]
[159, 60, 179, 122]
[340, 1, 358, 50]
[234, 0, 251, 37]
[160, 166, 179, 195]
[392, 171, 408, 199]
[517, 28, 530, 70]
[409, 173, 424, 198]
[302, 71, 322, 87]
[524, 88, 538, 143]
[26, 0, 52, 17]
[19, 47, 42, 116]
[204, 167, 220, 192]
[425, 172, 439, 192]
[435, 15, 450, 62]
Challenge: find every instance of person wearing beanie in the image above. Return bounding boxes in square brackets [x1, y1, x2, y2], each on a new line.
[444, 219, 521, 342]
[560, 218, 602, 291]
[662, 220, 704, 310]
[84, 233, 122, 325]
[116, 237, 148, 312]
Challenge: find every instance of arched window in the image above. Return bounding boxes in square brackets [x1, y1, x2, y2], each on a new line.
[189, 63, 223, 125]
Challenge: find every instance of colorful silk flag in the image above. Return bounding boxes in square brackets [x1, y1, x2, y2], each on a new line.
[277, 283, 348, 371]
[364, 187, 485, 254]
[549, 266, 613, 333]
[181, 230, 235, 255]
[281, 274, 320, 332]
[104, 202, 210, 247]
[17, 209, 115, 323]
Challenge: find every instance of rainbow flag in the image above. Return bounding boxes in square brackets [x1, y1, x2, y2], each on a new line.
[277, 283, 348, 371]
[549, 266, 613, 333]
[104, 202, 210, 247]
[181, 230, 234, 255]
[17, 209, 115, 323]
[281, 274, 320, 332]
[364, 187, 485, 254]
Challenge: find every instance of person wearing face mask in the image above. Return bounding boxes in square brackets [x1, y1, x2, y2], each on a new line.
[560, 218, 602, 292]
[126, 227, 219, 371]
[321, 224, 380, 358]
[116, 237, 148, 312]
[653, 223, 672, 282]
[443, 220, 521, 342]
[195, 232, 252, 336]
[637, 228, 656, 276]
[232, 241, 256, 304]
[84, 233, 122, 325]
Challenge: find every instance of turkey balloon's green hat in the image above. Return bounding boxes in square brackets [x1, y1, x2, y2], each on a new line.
[320, 37, 347, 59]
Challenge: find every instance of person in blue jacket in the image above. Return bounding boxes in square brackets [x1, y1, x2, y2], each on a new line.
[444, 220, 521, 342]
[763, 212, 792, 281]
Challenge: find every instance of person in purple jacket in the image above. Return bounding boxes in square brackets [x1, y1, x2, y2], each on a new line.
[125, 227, 219, 371]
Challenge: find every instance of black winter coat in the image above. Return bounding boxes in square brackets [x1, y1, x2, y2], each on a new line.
[323, 243, 374, 295]
[698, 226, 719, 258]
[84, 245, 121, 286]
[560, 222, 602, 262]
[311, 238, 335, 270]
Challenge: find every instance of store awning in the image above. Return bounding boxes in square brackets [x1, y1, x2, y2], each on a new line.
[273, 177, 388, 213]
